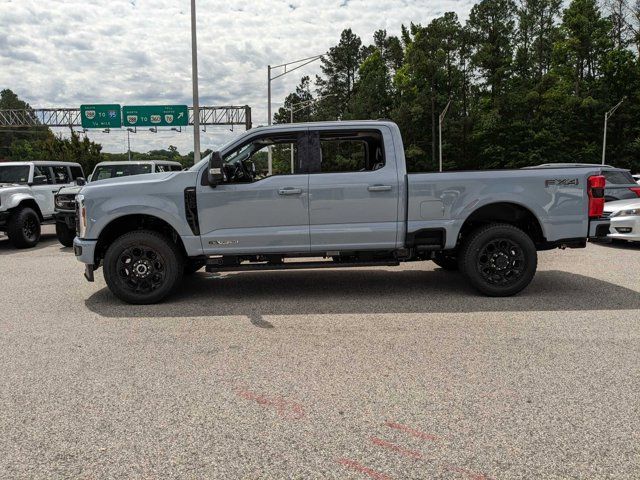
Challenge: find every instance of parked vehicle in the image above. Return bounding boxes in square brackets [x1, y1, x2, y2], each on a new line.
[0, 161, 84, 248]
[632, 174, 640, 185]
[603, 199, 640, 242]
[72, 121, 611, 304]
[54, 160, 183, 247]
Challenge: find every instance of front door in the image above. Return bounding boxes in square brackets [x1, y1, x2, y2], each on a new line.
[196, 130, 311, 255]
[30, 165, 57, 217]
[307, 127, 400, 251]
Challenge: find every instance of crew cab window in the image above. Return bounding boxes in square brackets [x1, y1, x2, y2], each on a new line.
[314, 130, 385, 173]
[34, 166, 53, 184]
[52, 165, 70, 184]
[221, 132, 304, 182]
[70, 166, 84, 180]
[93, 164, 152, 180]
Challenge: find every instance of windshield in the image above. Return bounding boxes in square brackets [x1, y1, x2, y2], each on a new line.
[0, 165, 30, 184]
[92, 164, 152, 180]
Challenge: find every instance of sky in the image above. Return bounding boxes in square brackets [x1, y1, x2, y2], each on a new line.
[0, 0, 475, 155]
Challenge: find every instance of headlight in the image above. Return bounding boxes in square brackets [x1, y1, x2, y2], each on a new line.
[76, 194, 87, 238]
[611, 208, 640, 217]
[55, 194, 75, 210]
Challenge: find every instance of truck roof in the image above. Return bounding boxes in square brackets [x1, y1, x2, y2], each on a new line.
[252, 120, 398, 133]
[0, 161, 82, 167]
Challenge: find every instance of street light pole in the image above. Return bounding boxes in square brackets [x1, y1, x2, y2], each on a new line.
[438, 99, 452, 173]
[602, 98, 625, 165]
[190, 0, 201, 165]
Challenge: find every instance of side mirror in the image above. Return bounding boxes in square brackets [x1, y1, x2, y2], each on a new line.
[32, 175, 48, 185]
[208, 151, 224, 187]
[76, 177, 87, 186]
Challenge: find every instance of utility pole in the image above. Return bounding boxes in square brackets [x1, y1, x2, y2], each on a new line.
[190, 0, 201, 165]
[602, 98, 625, 165]
[438, 99, 452, 173]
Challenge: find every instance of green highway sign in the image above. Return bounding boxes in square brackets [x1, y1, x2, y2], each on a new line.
[80, 104, 121, 128]
[122, 105, 189, 127]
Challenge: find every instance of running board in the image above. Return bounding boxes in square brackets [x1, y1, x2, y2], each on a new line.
[205, 259, 400, 273]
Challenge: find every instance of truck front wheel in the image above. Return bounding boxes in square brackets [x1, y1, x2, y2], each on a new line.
[7, 207, 41, 249]
[103, 230, 184, 304]
[459, 223, 537, 297]
[55, 222, 75, 248]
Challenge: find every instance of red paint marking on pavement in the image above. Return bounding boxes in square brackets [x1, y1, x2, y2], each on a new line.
[235, 389, 305, 420]
[384, 421, 440, 442]
[337, 458, 391, 480]
[447, 465, 493, 480]
[370, 436, 422, 459]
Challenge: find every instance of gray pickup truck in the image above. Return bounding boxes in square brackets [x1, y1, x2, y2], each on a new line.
[73, 121, 610, 304]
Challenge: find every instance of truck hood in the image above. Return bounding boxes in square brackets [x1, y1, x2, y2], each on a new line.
[88, 171, 176, 187]
[0, 183, 29, 193]
[56, 185, 83, 196]
[604, 198, 640, 212]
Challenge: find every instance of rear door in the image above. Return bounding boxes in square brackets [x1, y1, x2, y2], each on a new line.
[307, 127, 400, 251]
[196, 130, 311, 254]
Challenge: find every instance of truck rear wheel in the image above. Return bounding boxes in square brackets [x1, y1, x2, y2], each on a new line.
[55, 222, 75, 247]
[103, 230, 184, 304]
[7, 207, 41, 249]
[459, 223, 537, 297]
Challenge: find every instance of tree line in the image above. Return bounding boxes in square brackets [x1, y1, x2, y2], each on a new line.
[274, 0, 640, 173]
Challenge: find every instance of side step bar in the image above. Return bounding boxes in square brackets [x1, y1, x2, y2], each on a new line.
[205, 259, 400, 273]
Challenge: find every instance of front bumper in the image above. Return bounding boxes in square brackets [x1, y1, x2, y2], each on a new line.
[54, 210, 76, 229]
[73, 237, 98, 282]
[608, 216, 640, 242]
[588, 218, 611, 239]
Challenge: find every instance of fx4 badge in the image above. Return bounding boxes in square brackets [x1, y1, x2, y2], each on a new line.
[545, 178, 579, 187]
[209, 240, 239, 245]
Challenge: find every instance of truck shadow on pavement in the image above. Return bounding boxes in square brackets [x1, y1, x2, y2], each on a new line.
[84, 268, 640, 319]
[0, 233, 62, 255]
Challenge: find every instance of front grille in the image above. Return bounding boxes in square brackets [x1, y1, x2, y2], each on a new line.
[601, 211, 612, 219]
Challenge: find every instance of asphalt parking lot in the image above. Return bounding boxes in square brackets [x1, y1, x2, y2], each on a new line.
[1, 226, 639, 479]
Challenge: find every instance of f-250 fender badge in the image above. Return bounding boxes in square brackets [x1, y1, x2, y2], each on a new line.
[209, 240, 239, 245]
[545, 178, 579, 187]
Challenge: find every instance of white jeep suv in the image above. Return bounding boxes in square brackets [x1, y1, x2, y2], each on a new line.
[0, 161, 84, 248]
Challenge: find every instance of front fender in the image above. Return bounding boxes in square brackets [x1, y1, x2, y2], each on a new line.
[5, 192, 38, 212]
[84, 194, 191, 240]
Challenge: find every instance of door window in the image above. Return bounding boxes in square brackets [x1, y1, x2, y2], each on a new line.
[33, 166, 53, 184]
[221, 132, 305, 182]
[52, 165, 71, 184]
[313, 130, 385, 173]
[70, 166, 84, 180]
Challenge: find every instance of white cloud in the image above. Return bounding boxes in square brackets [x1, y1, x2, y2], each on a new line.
[0, 0, 475, 155]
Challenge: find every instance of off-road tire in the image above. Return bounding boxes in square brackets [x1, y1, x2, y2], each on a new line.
[56, 222, 75, 248]
[7, 207, 41, 249]
[432, 251, 458, 271]
[458, 223, 537, 297]
[103, 230, 184, 304]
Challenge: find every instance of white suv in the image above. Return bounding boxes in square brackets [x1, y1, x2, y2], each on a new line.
[0, 161, 85, 248]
